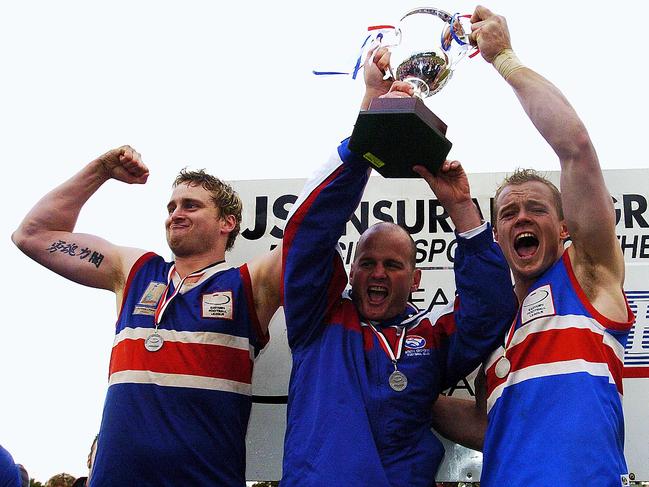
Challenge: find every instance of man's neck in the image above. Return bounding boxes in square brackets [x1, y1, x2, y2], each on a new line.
[367, 305, 417, 328]
[513, 253, 565, 301]
[514, 281, 531, 303]
[174, 253, 226, 279]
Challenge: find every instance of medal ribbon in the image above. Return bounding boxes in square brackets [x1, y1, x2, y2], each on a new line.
[153, 265, 205, 327]
[366, 322, 408, 367]
[501, 315, 519, 359]
[492, 315, 519, 379]
[153, 260, 227, 327]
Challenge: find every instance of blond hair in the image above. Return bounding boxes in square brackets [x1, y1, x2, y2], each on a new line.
[174, 169, 243, 251]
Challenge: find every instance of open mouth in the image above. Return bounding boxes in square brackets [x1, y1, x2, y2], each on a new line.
[368, 285, 388, 304]
[514, 232, 539, 258]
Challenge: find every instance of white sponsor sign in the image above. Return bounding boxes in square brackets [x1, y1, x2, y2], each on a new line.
[228, 169, 649, 482]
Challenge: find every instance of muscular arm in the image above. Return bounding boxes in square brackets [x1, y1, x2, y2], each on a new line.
[12, 147, 149, 298]
[506, 69, 626, 300]
[472, 6, 626, 313]
[506, 68, 620, 271]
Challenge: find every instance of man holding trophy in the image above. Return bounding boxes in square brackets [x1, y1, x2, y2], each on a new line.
[279, 35, 517, 487]
[432, 5, 633, 486]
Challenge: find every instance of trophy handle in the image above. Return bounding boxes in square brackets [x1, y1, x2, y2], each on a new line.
[400, 7, 453, 23]
[443, 13, 480, 62]
[404, 78, 431, 98]
[398, 8, 479, 62]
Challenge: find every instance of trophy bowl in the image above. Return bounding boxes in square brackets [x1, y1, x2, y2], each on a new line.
[390, 7, 474, 98]
[348, 7, 476, 178]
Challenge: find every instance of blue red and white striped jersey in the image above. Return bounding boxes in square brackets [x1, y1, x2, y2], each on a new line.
[281, 140, 517, 487]
[481, 251, 634, 487]
[89, 254, 267, 487]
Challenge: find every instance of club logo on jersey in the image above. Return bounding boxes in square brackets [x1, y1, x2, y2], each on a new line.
[521, 284, 555, 324]
[405, 336, 426, 349]
[133, 281, 166, 316]
[202, 291, 234, 320]
[404, 335, 430, 357]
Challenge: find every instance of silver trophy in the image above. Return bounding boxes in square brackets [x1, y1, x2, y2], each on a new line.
[389, 7, 476, 97]
[349, 7, 477, 178]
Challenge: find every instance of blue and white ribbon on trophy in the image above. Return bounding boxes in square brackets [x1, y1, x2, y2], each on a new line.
[312, 25, 396, 80]
[313, 13, 478, 82]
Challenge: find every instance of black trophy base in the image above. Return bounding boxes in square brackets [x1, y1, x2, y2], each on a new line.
[348, 97, 452, 178]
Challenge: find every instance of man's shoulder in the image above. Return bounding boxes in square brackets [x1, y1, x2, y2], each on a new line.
[131, 251, 167, 270]
[542, 248, 632, 326]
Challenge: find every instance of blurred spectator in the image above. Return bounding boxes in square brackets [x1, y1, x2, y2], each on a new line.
[86, 435, 98, 483]
[44, 473, 75, 487]
[15, 465, 28, 487]
[67, 434, 98, 487]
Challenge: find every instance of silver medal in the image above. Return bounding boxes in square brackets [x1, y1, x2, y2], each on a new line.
[389, 370, 408, 392]
[495, 356, 511, 378]
[144, 333, 164, 352]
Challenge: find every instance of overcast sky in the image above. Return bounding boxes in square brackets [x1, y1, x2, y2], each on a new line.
[2, 0, 648, 481]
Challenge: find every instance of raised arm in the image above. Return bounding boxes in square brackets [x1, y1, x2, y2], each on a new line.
[282, 48, 396, 348]
[413, 160, 482, 233]
[470, 6, 624, 287]
[282, 141, 371, 348]
[12, 146, 149, 297]
[361, 46, 394, 110]
[415, 162, 517, 384]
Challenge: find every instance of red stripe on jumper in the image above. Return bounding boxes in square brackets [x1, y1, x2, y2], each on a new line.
[109, 339, 253, 384]
[488, 326, 624, 394]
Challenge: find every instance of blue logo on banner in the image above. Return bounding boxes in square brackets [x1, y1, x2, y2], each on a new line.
[624, 291, 649, 367]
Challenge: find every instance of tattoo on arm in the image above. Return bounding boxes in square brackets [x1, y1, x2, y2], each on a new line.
[47, 240, 105, 269]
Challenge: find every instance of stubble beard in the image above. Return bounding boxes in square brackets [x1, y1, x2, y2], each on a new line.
[167, 232, 197, 258]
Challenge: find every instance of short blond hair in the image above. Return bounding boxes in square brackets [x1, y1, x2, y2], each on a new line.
[492, 168, 563, 226]
[45, 473, 76, 487]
